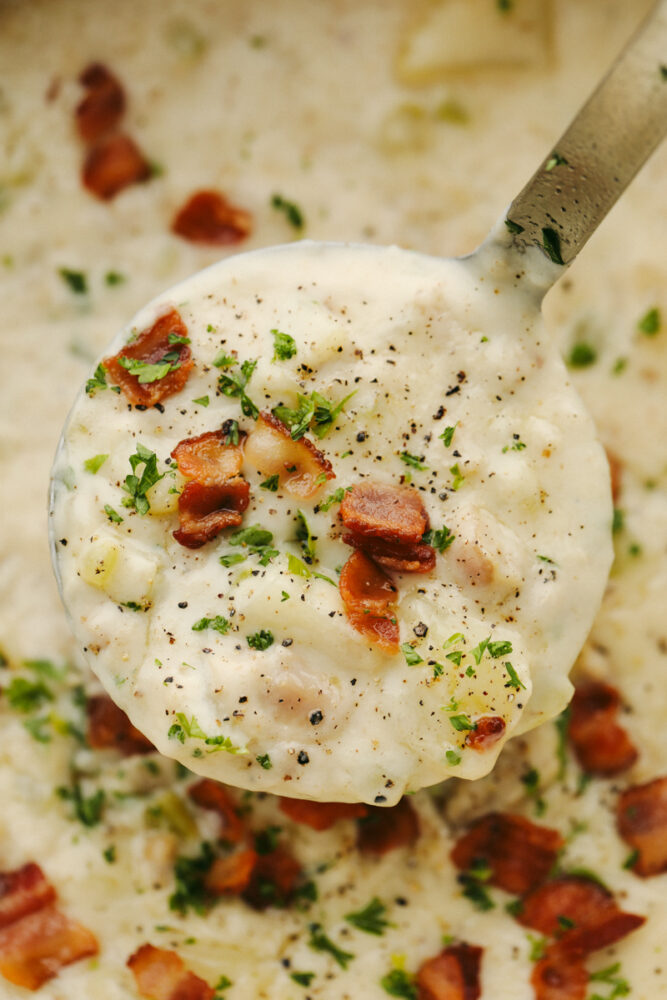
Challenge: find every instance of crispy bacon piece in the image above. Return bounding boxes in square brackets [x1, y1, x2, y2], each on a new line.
[0, 905, 98, 991]
[516, 875, 644, 955]
[127, 943, 214, 1000]
[450, 813, 564, 895]
[104, 308, 193, 406]
[76, 62, 126, 143]
[171, 430, 244, 485]
[173, 480, 250, 548]
[82, 132, 152, 200]
[279, 797, 369, 831]
[172, 190, 252, 245]
[204, 848, 258, 896]
[340, 482, 436, 573]
[357, 797, 420, 855]
[339, 550, 399, 651]
[531, 948, 588, 1000]
[568, 681, 638, 777]
[341, 482, 429, 544]
[416, 942, 482, 1000]
[86, 694, 154, 756]
[0, 865, 56, 930]
[187, 779, 245, 843]
[242, 846, 303, 911]
[465, 716, 506, 751]
[244, 411, 334, 499]
[617, 774, 667, 876]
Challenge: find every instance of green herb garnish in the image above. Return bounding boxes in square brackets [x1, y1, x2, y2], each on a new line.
[272, 329, 297, 361]
[344, 897, 392, 936]
[247, 630, 274, 651]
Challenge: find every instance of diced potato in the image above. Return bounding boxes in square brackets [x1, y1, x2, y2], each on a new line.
[145, 470, 185, 515]
[397, 0, 551, 85]
[79, 533, 161, 606]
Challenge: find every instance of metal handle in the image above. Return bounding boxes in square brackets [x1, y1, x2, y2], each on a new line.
[500, 0, 667, 288]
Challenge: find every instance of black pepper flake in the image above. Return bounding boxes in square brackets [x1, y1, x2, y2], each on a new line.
[297, 751, 310, 765]
[177, 601, 188, 609]
[282, 638, 293, 647]
[154, 402, 165, 413]
[395, 896, 408, 906]
[356, 431, 367, 442]
[239, 696, 248, 703]
[309, 710, 323, 726]
[433, 406, 445, 420]
[134, 404, 148, 411]
[413, 622, 428, 638]
[374, 794, 387, 803]
[445, 385, 460, 397]
[59, 538, 68, 546]
[350, 678, 357, 686]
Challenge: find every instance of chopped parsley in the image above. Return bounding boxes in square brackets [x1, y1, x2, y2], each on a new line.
[637, 306, 661, 336]
[105, 270, 126, 286]
[504, 661, 526, 691]
[470, 637, 490, 664]
[217, 358, 259, 419]
[400, 451, 427, 470]
[307, 924, 355, 969]
[192, 616, 230, 635]
[225, 524, 277, 566]
[193, 395, 210, 407]
[260, 474, 280, 491]
[295, 510, 316, 562]
[83, 453, 108, 474]
[449, 463, 465, 490]
[318, 486, 352, 512]
[222, 419, 240, 446]
[256, 753, 272, 770]
[344, 897, 391, 935]
[380, 968, 417, 999]
[458, 864, 495, 911]
[521, 768, 546, 816]
[445, 749, 461, 765]
[502, 437, 526, 452]
[85, 362, 109, 395]
[449, 713, 476, 732]
[439, 424, 457, 447]
[170, 841, 216, 914]
[273, 390, 355, 440]
[271, 193, 305, 230]
[290, 972, 315, 987]
[568, 342, 597, 368]
[57, 779, 106, 827]
[588, 961, 629, 999]
[545, 151, 568, 171]
[118, 352, 181, 384]
[487, 640, 513, 658]
[58, 267, 87, 294]
[5, 676, 54, 713]
[554, 706, 570, 781]
[272, 329, 297, 361]
[540, 226, 565, 265]
[247, 630, 274, 651]
[122, 443, 165, 515]
[401, 643, 423, 666]
[167, 713, 245, 755]
[422, 525, 455, 551]
[219, 552, 246, 568]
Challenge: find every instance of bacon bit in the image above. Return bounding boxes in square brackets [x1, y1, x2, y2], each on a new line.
[341, 482, 429, 544]
[104, 308, 193, 406]
[187, 779, 245, 844]
[172, 430, 245, 485]
[342, 533, 436, 573]
[516, 874, 644, 955]
[465, 716, 506, 751]
[357, 797, 420, 855]
[244, 411, 334, 499]
[531, 948, 588, 1000]
[568, 681, 638, 777]
[127, 943, 214, 1000]
[0, 905, 98, 991]
[617, 774, 667, 876]
[339, 550, 399, 652]
[204, 848, 258, 896]
[86, 694, 155, 756]
[450, 813, 564, 895]
[173, 479, 250, 548]
[278, 798, 369, 831]
[0, 865, 56, 930]
[76, 63, 126, 143]
[172, 190, 252, 245]
[82, 132, 151, 200]
[242, 846, 303, 911]
[340, 482, 436, 573]
[416, 942, 482, 1000]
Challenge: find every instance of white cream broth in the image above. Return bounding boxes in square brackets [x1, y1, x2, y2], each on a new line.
[2, 0, 666, 998]
[51, 242, 612, 803]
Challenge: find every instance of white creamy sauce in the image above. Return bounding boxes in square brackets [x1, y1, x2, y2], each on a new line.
[51, 241, 612, 803]
[1, 0, 666, 998]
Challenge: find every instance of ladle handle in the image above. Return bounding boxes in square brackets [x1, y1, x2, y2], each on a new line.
[502, 0, 667, 288]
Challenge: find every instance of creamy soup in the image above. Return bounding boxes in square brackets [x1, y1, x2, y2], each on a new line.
[1, 1, 666, 998]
